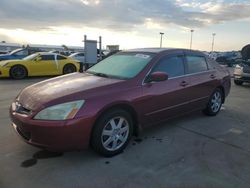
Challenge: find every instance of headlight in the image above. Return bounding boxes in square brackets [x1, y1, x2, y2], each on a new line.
[235, 64, 243, 69]
[34, 100, 85, 120]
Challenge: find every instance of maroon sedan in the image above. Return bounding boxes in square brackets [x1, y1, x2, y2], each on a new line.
[10, 48, 231, 157]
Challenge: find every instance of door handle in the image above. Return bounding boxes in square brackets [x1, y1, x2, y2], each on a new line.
[210, 74, 216, 79]
[180, 81, 188, 87]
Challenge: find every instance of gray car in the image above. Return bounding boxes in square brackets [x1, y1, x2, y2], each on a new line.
[69, 52, 86, 72]
[234, 61, 250, 85]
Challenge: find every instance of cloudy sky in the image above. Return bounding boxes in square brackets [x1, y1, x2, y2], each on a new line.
[0, 0, 250, 51]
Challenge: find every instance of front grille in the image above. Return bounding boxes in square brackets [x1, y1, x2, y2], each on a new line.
[16, 126, 31, 141]
[243, 67, 250, 73]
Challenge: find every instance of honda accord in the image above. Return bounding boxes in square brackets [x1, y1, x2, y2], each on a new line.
[10, 48, 231, 157]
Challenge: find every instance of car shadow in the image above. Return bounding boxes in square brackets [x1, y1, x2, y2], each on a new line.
[21, 150, 64, 168]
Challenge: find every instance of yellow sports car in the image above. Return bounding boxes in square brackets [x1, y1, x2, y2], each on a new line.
[0, 52, 80, 79]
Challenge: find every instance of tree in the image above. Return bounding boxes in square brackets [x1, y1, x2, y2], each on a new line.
[62, 44, 69, 51]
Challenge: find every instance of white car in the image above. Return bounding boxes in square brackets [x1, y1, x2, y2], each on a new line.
[69, 52, 86, 71]
[69, 52, 85, 63]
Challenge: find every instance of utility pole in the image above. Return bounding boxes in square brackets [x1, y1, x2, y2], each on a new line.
[159, 32, 164, 48]
[190, 29, 194, 49]
[211, 33, 216, 52]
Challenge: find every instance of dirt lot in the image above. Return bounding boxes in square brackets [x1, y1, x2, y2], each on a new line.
[0, 76, 250, 188]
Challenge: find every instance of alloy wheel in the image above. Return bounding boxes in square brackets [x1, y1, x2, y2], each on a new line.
[101, 116, 129, 151]
[210, 91, 222, 113]
[63, 64, 76, 74]
[11, 66, 27, 79]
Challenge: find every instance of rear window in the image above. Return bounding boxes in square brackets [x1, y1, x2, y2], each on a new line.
[186, 55, 208, 74]
[78, 53, 85, 56]
[57, 55, 67, 60]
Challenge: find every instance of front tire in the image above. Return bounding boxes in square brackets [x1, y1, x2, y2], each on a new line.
[91, 109, 133, 157]
[234, 80, 243, 85]
[63, 64, 77, 74]
[203, 88, 223, 116]
[10, 65, 27, 79]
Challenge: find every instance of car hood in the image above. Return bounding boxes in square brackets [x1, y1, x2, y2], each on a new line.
[0, 54, 16, 60]
[17, 73, 124, 110]
[0, 54, 10, 58]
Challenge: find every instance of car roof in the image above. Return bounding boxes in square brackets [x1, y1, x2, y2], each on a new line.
[124, 48, 203, 54]
[125, 48, 172, 53]
[70, 52, 84, 55]
[36, 52, 62, 56]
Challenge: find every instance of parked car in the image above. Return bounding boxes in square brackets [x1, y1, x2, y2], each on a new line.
[234, 44, 250, 85]
[69, 52, 86, 72]
[233, 60, 250, 85]
[69, 52, 85, 63]
[0, 52, 80, 79]
[102, 50, 121, 59]
[69, 50, 105, 71]
[0, 51, 8, 54]
[215, 56, 239, 67]
[0, 48, 41, 61]
[10, 48, 231, 156]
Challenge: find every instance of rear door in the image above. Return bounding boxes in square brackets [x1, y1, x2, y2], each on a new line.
[141, 52, 192, 126]
[183, 51, 218, 109]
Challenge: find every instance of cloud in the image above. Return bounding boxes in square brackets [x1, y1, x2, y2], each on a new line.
[0, 0, 250, 31]
[0, 34, 13, 43]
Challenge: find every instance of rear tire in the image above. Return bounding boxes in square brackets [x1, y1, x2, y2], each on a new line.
[234, 80, 243, 85]
[63, 64, 77, 74]
[203, 88, 223, 116]
[10, 65, 27, 79]
[91, 109, 133, 157]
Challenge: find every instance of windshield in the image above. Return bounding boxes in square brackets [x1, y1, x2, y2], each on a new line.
[22, 53, 38, 60]
[87, 52, 154, 79]
[69, 53, 78, 57]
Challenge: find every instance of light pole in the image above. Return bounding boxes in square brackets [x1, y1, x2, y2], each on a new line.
[190, 29, 194, 49]
[211, 33, 216, 52]
[159, 32, 164, 48]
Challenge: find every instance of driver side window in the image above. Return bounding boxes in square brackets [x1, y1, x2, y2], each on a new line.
[41, 55, 55, 61]
[152, 55, 185, 78]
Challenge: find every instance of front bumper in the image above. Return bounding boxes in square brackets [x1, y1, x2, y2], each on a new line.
[0, 66, 10, 77]
[10, 107, 95, 151]
[234, 73, 250, 82]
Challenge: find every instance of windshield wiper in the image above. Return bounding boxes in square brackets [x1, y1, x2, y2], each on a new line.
[88, 72, 110, 78]
[86, 71, 127, 80]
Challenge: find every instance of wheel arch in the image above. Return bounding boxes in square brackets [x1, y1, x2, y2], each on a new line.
[91, 103, 140, 140]
[9, 64, 29, 77]
[216, 86, 225, 103]
[63, 63, 77, 73]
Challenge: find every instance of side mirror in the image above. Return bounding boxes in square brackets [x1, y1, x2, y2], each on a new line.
[35, 56, 42, 61]
[146, 71, 168, 83]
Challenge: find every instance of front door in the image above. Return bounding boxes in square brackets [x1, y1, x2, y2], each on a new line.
[140, 52, 192, 126]
[30, 54, 58, 76]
